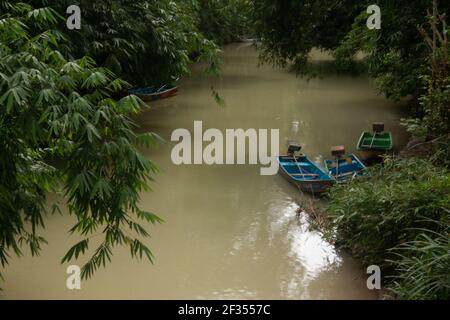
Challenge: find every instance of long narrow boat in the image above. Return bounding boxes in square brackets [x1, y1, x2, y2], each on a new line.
[278, 155, 335, 195]
[356, 123, 393, 160]
[324, 154, 367, 182]
[129, 84, 178, 102]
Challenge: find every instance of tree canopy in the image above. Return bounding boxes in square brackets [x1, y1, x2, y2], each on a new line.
[251, 0, 450, 100]
[0, 0, 253, 284]
[29, 0, 222, 85]
[0, 1, 164, 281]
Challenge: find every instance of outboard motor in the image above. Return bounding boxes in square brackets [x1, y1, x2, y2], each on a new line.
[372, 122, 385, 134]
[331, 145, 345, 159]
[287, 141, 302, 156]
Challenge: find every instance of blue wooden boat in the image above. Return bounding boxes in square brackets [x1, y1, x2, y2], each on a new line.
[324, 154, 366, 182]
[278, 155, 335, 195]
[129, 84, 178, 102]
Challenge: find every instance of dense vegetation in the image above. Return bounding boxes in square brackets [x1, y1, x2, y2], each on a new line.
[30, 0, 222, 85]
[198, 0, 253, 45]
[251, 0, 450, 101]
[0, 1, 166, 281]
[327, 159, 450, 299]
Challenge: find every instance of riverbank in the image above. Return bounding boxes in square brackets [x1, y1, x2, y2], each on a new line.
[297, 138, 449, 300]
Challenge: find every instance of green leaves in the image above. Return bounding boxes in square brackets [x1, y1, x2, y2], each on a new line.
[389, 220, 450, 299]
[84, 123, 101, 143]
[107, 78, 129, 92]
[36, 0, 222, 85]
[135, 132, 165, 148]
[70, 172, 95, 197]
[137, 210, 164, 225]
[61, 61, 82, 75]
[91, 179, 113, 200]
[198, 0, 252, 46]
[0, 85, 28, 113]
[129, 238, 154, 262]
[63, 216, 160, 280]
[128, 221, 150, 237]
[27, 7, 61, 25]
[0, 0, 251, 288]
[327, 157, 450, 298]
[117, 94, 143, 114]
[61, 239, 90, 263]
[36, 88, 57, 107]
[82, 71, 109, 89]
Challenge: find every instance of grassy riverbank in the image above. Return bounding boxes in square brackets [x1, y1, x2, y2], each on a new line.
[325, 157, 449, 299]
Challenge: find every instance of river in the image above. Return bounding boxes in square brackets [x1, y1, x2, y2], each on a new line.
[2, 43, 409, 299]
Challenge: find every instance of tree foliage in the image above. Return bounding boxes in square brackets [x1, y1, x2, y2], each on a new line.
[251, 0, 450, 100]
[0, 1, 163, 281]
[327, 158, 450, 266]
[400, 1, 450, 164]
[198, 0, 253, 45]
[418, 3, 450, 137]
[31, 0, 222, 85]
[326, 157, 450, 299]
[251, 1, 364, 70]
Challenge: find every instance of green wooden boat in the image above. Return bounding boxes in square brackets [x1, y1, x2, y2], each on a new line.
[357, 131, 393, 150]
[357, 131, 393, 160]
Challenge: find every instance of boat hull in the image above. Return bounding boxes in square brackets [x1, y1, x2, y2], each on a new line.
[324, 154, 367, 182]
[278, 156, 335, 195]
[278, 168, 334, 194]
[357, 149, 386, 161]
[356, 131, 393, 160]
[129, 85, 178, 102]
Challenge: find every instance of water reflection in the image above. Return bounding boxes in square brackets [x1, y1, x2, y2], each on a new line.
[289, 210, 340, 277]
[267, 199, 341, 298]
[291, 120, 300, 133]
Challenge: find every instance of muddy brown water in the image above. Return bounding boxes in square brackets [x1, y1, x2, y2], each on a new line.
[2, 43, 408, 299]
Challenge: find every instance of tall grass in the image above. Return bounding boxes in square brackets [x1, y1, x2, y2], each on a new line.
[388, 220, 450, 300]
[326, 157, 450, 299]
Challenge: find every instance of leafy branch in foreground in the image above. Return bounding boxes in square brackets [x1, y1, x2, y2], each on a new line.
[0, 1, 163, 281]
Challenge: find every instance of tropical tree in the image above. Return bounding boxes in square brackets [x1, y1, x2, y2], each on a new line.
[31, 0, 222, 85]
[251, 0, 450, 100]
[251, 1, 364, 70]
[0, 1, 163, 281]
[198, 0, 253, 45]
[417, 1, 450, 139]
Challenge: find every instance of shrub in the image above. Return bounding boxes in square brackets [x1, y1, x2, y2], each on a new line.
[388, 220, 450, 300]
[326, 158, 450, 270]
